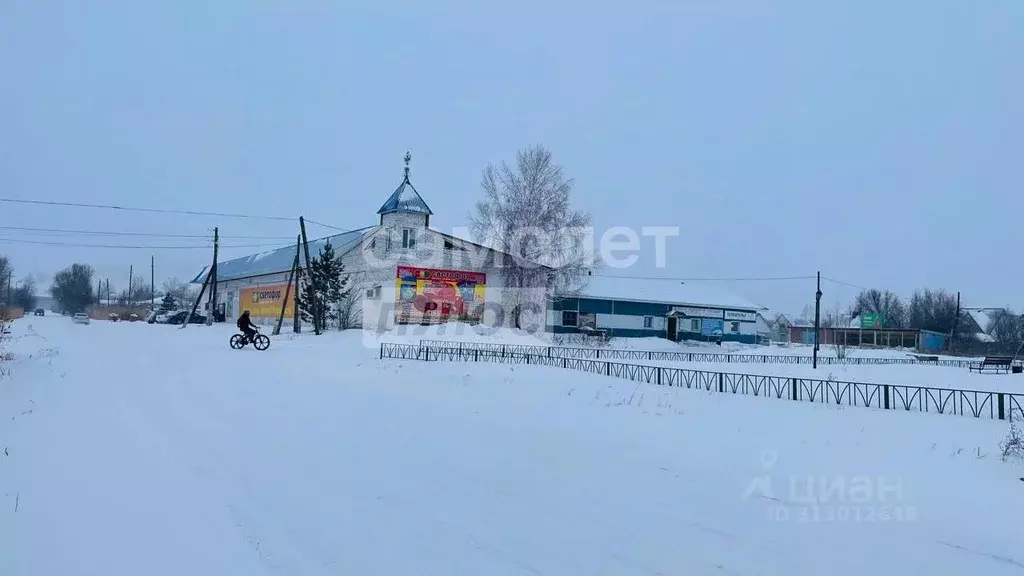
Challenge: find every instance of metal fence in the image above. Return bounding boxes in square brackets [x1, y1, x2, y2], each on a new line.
[384, 343, 1023, 421]
[416, 340, 1005, 369]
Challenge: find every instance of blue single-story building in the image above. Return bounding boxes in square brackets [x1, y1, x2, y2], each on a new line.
[548, 275, 763, 344]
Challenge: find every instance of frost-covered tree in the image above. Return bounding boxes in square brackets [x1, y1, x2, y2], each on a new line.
[470, 145, 594, 329]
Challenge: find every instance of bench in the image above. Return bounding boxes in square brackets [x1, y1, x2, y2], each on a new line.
[911, 354, 939, 363]
[968, 355, 1014, 374]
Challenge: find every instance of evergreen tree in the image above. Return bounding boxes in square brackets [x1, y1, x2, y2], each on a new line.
[159, 293, 177, 313]
[299, 241, 351, 333]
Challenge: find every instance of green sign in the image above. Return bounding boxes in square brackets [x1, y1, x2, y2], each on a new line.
[860, 312, 882, 329]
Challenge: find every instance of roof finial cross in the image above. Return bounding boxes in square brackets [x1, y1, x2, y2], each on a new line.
[403, 151, 411, 180]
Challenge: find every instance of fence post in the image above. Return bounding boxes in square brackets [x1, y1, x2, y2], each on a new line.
[998, 393, 1005, 420]
[883, 385, 890, 410]
[474, 349, 479, 362]
[648, 351, 653, 361]
[527, 353, 530, 365]
[658, 367, 662, 386]
[718, 373, 724, 393]
[380, 344, 384, 360]
[563, 357, 567, 368]
[596, 348, 601, 359]
[791, 378, 798, 401]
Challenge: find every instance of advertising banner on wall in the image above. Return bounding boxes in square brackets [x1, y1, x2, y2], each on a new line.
[395, 266, 486, 324]
[239, 284, 293, 318]
[701, 318, 724, 337]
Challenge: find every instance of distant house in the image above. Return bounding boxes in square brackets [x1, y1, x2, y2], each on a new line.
[963, 310, 995, 342]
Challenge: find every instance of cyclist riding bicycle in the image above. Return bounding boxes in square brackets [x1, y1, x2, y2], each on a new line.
[236, 310, 259, 343]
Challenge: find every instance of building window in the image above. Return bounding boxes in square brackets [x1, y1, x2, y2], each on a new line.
[730, 321, 741, 333]
[562, 311, 578, 327]
[643, 316, 653, 328]
[402, 228, 417, 249]
[689, 318, 701, 332]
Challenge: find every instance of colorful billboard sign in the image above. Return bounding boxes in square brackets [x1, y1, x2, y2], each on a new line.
[239, 284, 293, 318]
[395, 266, 486, 324]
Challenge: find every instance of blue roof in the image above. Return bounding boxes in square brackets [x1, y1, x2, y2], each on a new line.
[191, 226, 375, 283]
[377, 176, 433, 216]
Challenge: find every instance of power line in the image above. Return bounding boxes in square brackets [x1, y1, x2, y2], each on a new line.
[304, 218, 350, 232]
[0, 238, 283, 250]
[821, 276, 872, 292]
[0, 225, 295, 240]
[593, 273, 816, 282]
[0, 197, 349, 231]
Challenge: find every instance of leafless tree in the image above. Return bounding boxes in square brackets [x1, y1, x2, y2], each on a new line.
[850, 289, 907, 328]
[908, 289, 958, 334]
[820, 303, 848, 329]
[162, 278, 199, 307]
[470, 145, 595, 329]
[0, 255, 12, 305]
[115, 282, 152, 307]
[337, 292, 362, 330]
[988, 309, 1024, 349]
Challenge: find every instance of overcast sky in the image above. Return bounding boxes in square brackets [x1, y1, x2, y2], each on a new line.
[2, 0, 1021, 316]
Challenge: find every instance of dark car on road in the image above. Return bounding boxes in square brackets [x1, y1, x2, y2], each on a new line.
[164, 310, 206, 325]
[34, 308, 45, 316]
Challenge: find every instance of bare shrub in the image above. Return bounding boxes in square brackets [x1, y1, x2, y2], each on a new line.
[1000, 420, 1024, 463]
[833, 341, 848, 359]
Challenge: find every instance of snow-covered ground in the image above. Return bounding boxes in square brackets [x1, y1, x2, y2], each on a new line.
[1, 317, 1022, 575]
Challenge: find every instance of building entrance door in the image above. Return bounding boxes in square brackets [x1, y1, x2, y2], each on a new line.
[666, 316, 678, 341]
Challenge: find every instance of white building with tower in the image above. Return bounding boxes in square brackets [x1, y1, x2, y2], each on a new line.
[192, 154, 532, 331]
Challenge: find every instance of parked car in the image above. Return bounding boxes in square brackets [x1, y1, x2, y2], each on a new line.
[34, 308, 44, 316]
[164, 310, 206, 325]
[72, 313, 91, 325]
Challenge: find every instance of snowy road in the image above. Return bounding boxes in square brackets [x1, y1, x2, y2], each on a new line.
[1, 317, 1022, 575]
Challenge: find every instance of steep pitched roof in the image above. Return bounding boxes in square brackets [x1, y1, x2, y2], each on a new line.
[377, 176, 433, 216]
[190, 226, 376, 283]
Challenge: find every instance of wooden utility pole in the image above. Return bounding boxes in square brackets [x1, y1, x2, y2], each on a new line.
[128, 265, 134, 307]
[182, 270, 211, 330]
[813, 271, 822, 369]
[207, 227, 219, 325]
[299, 217, 319, 335]
[105, 279, 110, 307]
[949, 291, 961, 351]
[150, 255, 155, 310]
[293, 240, 301, 334]
[96, 279, 102, 305]
[5, 272, 11, 306]
[275, 236, 301, 336]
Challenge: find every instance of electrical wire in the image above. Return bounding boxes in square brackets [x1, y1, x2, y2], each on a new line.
[0, 225, 295, 240]
[0, 238, 284, 250]
[0, 197, 350, 232]
[592, 273, 816, 282]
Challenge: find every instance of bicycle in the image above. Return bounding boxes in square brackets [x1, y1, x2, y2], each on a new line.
[229, 328, 270, 351]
